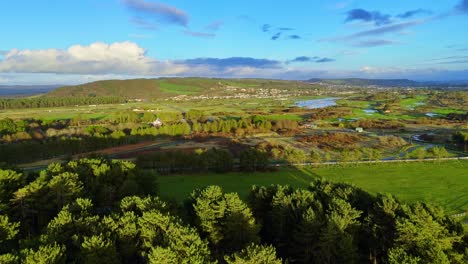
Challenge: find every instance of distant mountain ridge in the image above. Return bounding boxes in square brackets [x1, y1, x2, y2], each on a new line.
[45, 78, 225, 99]
[44, 78, 315, 99]
[32, 77, 468, 100]
[306, 78, 468, 88]
[0, 85, 62, 97]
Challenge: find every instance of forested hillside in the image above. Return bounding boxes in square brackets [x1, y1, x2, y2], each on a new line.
[45, 78, 318, 99]
[0, 158, 466, 263]
[0, 97, 125, 110]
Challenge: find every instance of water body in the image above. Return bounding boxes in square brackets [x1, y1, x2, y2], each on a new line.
[296, 98, 338, 109]
[363, 109, 377, 115]
[425, 113, 439, 117]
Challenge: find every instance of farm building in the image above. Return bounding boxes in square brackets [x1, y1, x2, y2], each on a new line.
[301, 123, 318, 129]
[152, 118, 163, 127]
[355, 127, 364, 133]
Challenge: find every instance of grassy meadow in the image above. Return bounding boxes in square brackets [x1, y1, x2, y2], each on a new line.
[158, 160, 468, 214]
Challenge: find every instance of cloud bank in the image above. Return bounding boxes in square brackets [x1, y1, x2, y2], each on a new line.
[0, 42, 185, 75]
[1, 41, 466, 84]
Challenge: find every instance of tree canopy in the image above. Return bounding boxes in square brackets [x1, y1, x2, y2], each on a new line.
[0, 159, 466, 263]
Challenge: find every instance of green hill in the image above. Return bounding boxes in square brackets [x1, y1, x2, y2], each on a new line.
[45, 78, 317, 99]
[45, 78, 208, 99]
[307, 78, 421, 87]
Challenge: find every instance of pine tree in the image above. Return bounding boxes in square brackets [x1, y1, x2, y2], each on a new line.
[391, 203, 462, 263]
[81, 234, 120, 264]
[0, 253, 19, 264]
[0, 215, 19, 253]
[225, 244, 282, 264]
[21, 243, 66, 264]
[190, 186, 260, 256]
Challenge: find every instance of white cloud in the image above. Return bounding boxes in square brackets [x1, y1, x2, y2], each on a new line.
[1, 41, 467, 84]
[0, 41, 185, 75]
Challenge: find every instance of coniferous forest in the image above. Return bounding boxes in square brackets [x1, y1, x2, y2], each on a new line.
[2, 0, 468, 262]
[0, 158, 466, 263]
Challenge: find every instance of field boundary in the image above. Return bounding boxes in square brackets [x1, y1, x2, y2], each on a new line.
[278, 156, 468, 167]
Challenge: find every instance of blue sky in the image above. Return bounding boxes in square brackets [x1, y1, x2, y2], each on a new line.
[0, 0, 467, 84]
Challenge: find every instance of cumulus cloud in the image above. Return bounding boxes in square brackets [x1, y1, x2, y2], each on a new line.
[122, 0, 189, 27]
[2, 42, 467, 83]
[0, 42, 284, 78]
[0, 42, 188, 75]
[345, 9, 392, 26]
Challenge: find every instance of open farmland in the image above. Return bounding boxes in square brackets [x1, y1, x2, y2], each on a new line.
[158, 160, 468, 215]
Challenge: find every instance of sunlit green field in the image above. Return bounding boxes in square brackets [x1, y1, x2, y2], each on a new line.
[1, 93, 464, 122]
[159, 81, 205, 95]
[0, 97, 293, 120]
[158, 160, 468, 214]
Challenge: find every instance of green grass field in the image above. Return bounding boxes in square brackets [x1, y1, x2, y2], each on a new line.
[401, 95, 427, 109]
[159, 81, 204, 95]
[262, 113, 304, 121]
[158, 160, 468, 214]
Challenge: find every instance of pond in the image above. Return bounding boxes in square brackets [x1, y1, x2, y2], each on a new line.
[363, 109, 378, 115]
[425, 113, 439, 117]
[296, 98, 338, 109]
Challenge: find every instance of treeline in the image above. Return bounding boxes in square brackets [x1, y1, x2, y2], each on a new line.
[453, 131, 468, 151]
[0, 114, 298, 142]
[0, 116, 299, 164]
[136, 148, 269, 173]
[130, 118, 286, 137]
[0, 136, 143, 164]
[0, 158, 466, 263]
[0, 96, 125, 109]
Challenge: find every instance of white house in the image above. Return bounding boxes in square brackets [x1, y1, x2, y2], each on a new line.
[152, 118, 163, 127]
